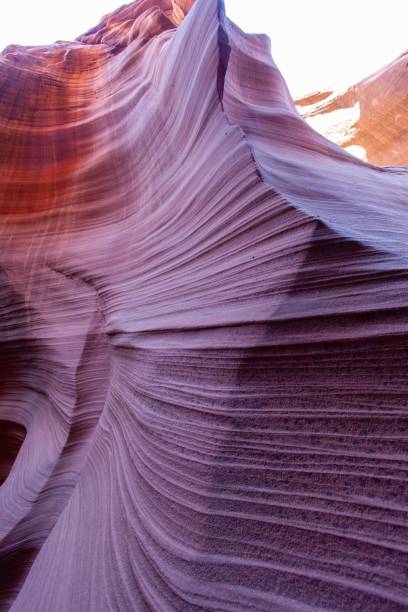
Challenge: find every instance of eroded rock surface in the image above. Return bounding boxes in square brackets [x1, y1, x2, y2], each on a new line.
[297, 51, 408, 166]
[1, 1, 408, 610]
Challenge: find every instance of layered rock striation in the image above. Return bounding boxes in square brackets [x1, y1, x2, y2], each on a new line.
[1, 1, 408, 610]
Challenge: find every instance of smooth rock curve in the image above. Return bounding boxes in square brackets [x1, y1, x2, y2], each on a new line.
[0, 1, 408, 610]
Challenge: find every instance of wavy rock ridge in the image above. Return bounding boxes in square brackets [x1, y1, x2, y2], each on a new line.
[1, 1, 408, 610]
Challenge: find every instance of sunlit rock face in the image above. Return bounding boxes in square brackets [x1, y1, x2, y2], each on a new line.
[1, 1, 408, 610]
[297, 51, 408, 166]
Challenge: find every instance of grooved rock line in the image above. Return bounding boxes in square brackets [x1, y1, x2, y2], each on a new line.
[0, 1, 408, 610]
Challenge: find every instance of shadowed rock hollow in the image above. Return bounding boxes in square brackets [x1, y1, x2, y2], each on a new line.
[1, 1, 408, 610]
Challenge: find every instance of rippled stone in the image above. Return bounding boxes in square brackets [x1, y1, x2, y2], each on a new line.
[1, 1, 408, 610]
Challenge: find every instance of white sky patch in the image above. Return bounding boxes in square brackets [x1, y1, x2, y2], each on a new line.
[1, 0, 407, 97]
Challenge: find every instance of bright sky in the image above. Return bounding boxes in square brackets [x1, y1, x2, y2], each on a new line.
[1, 0, 407, 97]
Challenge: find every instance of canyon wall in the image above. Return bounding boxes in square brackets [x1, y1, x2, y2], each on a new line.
[1, 1, 408, 610]
[297, 51, 408, 166]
